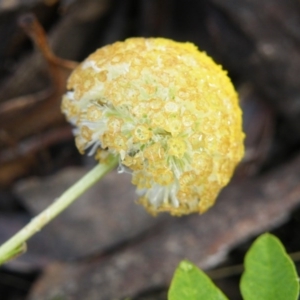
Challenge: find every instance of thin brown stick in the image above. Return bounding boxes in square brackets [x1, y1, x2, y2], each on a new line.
[18, 13, 77, 94]
[18, 14, 77, 71]
[0, 88, 52, 115]
[0, 126, 73, 163]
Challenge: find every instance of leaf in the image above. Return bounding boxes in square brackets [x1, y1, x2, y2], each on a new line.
[240, 233, 299, 300]
[168, 260, 228, 300]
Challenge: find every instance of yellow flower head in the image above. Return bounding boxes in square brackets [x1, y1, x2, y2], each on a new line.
[61, 38, 244, 216]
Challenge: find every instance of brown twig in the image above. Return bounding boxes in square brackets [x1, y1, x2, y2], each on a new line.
[18, 13, 77, 71]
[0, 126, 73, 164]
[18, 13, 77, 92]
[0, 14, 78, 140]
[0, 88, 52, 115]
[0, 13, 78, 185]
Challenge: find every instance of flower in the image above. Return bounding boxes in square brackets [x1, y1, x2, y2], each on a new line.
[61, 38, 244, 216]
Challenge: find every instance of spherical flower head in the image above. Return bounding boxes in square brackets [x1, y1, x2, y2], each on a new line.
[61, 38, 244, 216]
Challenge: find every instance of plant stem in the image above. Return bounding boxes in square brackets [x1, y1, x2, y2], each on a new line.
[0, 154, 119, 265]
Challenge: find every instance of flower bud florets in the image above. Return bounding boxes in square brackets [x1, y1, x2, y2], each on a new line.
[62, 38, 244, 215]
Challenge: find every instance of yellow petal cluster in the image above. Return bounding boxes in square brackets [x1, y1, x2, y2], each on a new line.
[61, 37, 244, 215]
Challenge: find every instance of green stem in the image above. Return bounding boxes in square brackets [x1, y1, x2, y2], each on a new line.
[0, 154, 119, 265]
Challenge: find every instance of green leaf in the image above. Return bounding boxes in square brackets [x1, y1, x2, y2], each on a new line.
[240, 233, 299, 300]
[168, 260, 228, 300]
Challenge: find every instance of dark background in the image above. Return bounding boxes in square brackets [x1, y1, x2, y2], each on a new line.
[1, 0, 300, 299]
